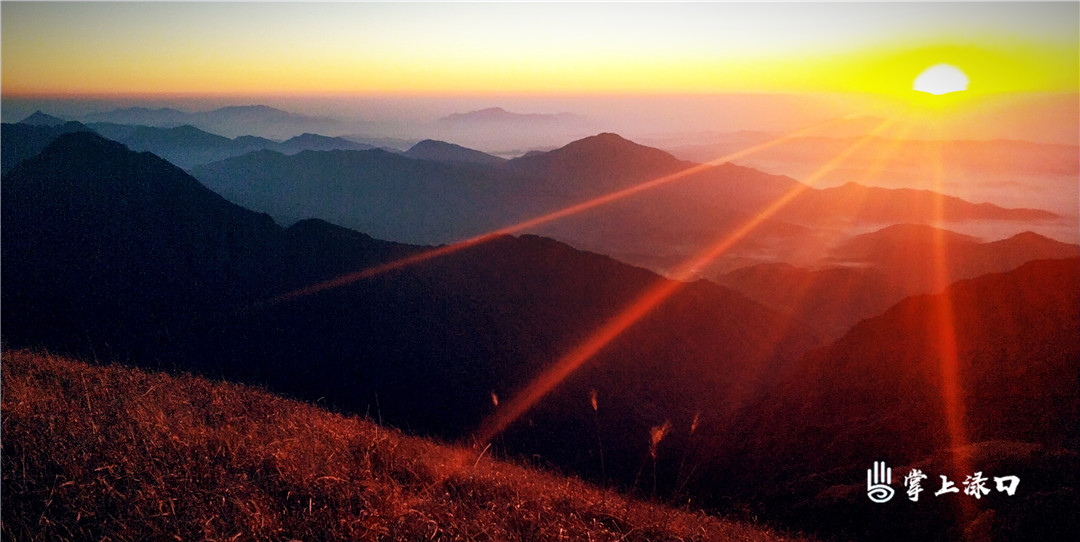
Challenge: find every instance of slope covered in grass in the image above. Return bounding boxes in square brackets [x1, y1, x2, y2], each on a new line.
[1, 351, 801, 541]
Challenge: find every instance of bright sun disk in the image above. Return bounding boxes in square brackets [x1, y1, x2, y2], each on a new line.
[913, 64, 969, 95]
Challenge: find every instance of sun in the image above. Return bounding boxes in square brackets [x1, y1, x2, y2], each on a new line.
[913, 64, 969, 95]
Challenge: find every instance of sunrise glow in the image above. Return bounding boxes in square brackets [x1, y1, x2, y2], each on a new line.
[2, 2, 1077, 97]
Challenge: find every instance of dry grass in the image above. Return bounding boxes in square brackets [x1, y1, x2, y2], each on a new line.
[1, 350, 802, 541]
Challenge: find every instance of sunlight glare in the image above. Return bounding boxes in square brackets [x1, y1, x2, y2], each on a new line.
[913, 64, 969, 95]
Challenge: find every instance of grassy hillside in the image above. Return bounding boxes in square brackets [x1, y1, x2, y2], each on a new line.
[1, 350, 801, 541]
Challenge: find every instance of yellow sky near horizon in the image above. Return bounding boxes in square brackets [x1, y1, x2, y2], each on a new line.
[2, 2, 1077, 98]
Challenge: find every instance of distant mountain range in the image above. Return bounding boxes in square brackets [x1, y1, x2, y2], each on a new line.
[668, 133, 1080, 218]
[427, 107, 598, 153]
[79, 104, 347, 139]
[3, 119, 378, 170]
[191, 132, 1061, 274]
[438, 106, 587, 125]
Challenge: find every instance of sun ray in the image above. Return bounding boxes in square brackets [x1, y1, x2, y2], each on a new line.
[473, 117, 899, 444]
[258, 116, 859, 306]
[926, 122, 975, 520]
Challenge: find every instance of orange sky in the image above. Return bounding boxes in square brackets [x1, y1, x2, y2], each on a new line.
[3, 2, 1077, 97]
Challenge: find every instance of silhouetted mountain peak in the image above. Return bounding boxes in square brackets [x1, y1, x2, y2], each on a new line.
[18, 111, 65, 126]
[521, 133, 680, 166]
[859, 223, 980, 243]
[404, 139, 505, 165]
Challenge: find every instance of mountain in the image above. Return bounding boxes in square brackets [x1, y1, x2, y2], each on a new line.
[86, 122, 278, 169]
[439, 106, 586, 125]
[826, 224, 1078, 292]
[715, 262, 906, 340]
[81, 123, 380, 169]
[192, 148, 540, 243]
[1, 132, 290, 353]
[0, 121, 91, 174]
[81, 106, 190, 126]
[404, 139, 505, 165]
[781, 182, 1058, 224]
[727, 257, 1080, 541]
[17, 110, 66, 126]
[506, 132, 689, 195]
[2, 130, 819, 505]
[82, 105, 345, 139]
[717, 225, 1079, 339]
[430, 107, 597, 154]
[2, 350, 797, 541]
[191, 132, 1060, 276]
[277, 133, 374, 153]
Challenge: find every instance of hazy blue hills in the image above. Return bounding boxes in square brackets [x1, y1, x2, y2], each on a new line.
[192, 132, 1062, 278]
[192, 147, 545, 244]
[6, 120, 375, 170]
[80, 104, 345, 139]
[277, 132, 374, 154]
[404, 139, 506, 165]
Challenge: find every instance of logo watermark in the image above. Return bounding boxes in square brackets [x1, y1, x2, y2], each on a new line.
[867, 462, 1019, 503]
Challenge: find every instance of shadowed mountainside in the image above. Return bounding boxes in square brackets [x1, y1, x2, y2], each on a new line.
[1, 121, 92, 174]
[1, 131, 819, 503]
[710, 258, 1079, 541]
[1, 350, 802, 541]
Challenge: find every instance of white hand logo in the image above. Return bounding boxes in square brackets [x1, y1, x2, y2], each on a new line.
[867, 461, 895, 503]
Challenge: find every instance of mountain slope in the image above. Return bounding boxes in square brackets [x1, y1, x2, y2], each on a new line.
[2, 131, 819, 502]
[1, 121, 91, 174]
[713, 258, 1079, 541]
[1, 350, 800, 542]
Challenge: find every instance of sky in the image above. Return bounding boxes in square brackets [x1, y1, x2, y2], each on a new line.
[2, 2, 1078, 97]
